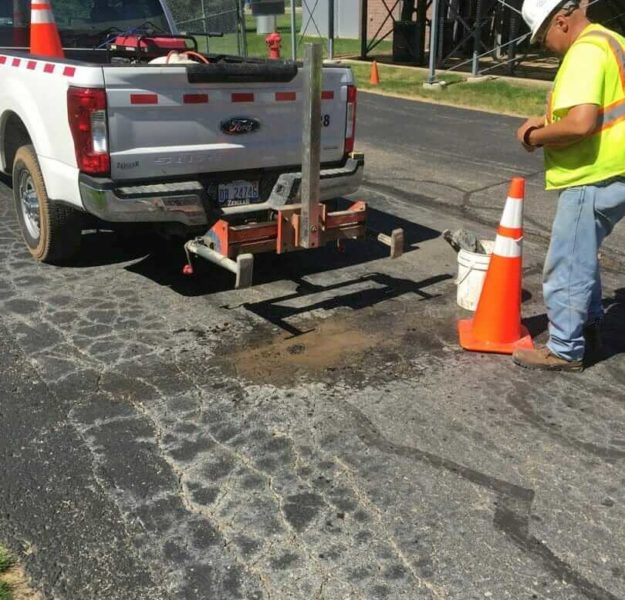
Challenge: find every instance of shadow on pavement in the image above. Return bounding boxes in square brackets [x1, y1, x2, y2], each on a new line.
[237, 272, 452, 336]
[524, 312, 549, 340]
[522, 288, 625, 366]
[123, 209, 440, 296]
[69, 230, 155, 267]
[587, 288, 625, 367]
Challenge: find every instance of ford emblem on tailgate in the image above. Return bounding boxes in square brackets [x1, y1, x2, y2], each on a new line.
[221, 117, 261, 135]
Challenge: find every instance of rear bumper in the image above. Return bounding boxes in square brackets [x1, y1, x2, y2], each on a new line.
[79, 154, 364, 226]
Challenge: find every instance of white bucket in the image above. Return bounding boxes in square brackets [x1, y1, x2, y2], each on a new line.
[455, 240, 494, 311]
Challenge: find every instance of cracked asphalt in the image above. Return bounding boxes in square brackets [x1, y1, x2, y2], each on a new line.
[0, 92, 624, 600]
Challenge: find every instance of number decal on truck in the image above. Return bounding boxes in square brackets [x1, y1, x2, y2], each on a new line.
[322, 114, 331, 127]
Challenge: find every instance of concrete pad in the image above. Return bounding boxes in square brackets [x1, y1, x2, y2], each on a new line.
[422, 81, 447, 91]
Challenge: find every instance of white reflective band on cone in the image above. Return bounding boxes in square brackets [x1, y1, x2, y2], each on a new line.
[494, 234, 522, 258]
[31, 7, 56, 24]
[500, 197, 523, 228]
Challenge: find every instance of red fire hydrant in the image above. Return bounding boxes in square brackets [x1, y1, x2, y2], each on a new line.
[265, 31, 281, 60]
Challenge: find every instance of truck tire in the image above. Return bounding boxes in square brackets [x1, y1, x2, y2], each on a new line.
[12, 145, 82, 264]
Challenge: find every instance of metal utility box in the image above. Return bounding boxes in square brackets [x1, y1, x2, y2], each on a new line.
[301, 0, 360, 39]
[392, 20, 425, 64]
[250, 0, 285, 16]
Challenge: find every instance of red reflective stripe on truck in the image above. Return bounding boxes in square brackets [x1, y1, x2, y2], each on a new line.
[130, 93, 158, 105]
[232, 93, 254, 103]
[275, 91, 296, 102]
[183, 93, 208, 104]
[321, 91, 334, 100]
[0, 57, 74, 76]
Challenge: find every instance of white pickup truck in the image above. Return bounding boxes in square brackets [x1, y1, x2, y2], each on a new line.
[0, 0, 362, 263]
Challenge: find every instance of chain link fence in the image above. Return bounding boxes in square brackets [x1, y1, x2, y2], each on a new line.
[167, 0, 246, 55]
[243, 2, 365, 61]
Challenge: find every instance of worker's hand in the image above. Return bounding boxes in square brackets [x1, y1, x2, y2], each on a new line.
[523, 116, 546, 130]
[516, 117, 545, 152]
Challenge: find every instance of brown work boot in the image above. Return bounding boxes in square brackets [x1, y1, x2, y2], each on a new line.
[513, 346, 583, 372]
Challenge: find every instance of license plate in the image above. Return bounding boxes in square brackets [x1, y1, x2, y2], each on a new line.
[217, 180, 259, 206]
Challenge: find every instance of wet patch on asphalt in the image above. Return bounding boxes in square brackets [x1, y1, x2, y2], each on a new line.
[214, 280, 460, 388]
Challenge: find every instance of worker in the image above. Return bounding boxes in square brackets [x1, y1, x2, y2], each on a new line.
[513, 0, 625, 371]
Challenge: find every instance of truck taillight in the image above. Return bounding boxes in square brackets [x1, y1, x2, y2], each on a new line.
[67, 87, 110, 176]
[344, 84, 357, 155]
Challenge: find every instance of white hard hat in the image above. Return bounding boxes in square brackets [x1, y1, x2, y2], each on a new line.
[522, 0, 577, 43]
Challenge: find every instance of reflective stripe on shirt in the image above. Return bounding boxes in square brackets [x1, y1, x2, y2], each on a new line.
[578, 31, 625, 134]
[579, 30, 625, 91]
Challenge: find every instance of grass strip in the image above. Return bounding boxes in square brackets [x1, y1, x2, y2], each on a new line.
[243, 32, 385, 59]
[0, 581, 11, 600]
[0, 548, 12, 573]
[241, 13, 390, 59]
[0, 546, 13, 600]
[199, 11, 546, 116]
[347, 62, 548, 117]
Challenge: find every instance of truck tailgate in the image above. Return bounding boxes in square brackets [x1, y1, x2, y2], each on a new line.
[103, 62, 352, 181]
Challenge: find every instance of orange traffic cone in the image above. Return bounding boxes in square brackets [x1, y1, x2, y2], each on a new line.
[30, 1, 64, 58]
[369, 60, 380, 85]
[457, 176, 534, 354]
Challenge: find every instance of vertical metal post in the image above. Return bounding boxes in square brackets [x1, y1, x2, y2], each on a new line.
[472, 0, 483, 76]
[199, 0, 210, 54]
[507, 10, 518, 75]
[238, 0, 248, 57]
[360, 0, 368, 59]
[200, 0, 207, 33]
[291, 0, 297, 60]
[416, 0, 427, 65]
[328, 0, 335, 59]
[236, 0, 242, 56]
[300, 43, 322, 250]
[427, 0, 440, 84]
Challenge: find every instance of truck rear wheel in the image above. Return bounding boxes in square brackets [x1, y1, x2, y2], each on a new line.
[13, 145, 82, 264]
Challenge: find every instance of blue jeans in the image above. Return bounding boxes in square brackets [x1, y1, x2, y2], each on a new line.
[544, 178, 625, 361]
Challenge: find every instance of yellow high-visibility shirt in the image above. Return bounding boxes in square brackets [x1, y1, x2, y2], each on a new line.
[545, 24, 625, 190]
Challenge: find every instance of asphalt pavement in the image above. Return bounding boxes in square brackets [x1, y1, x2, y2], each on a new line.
[357, 92, 625, 269]
[0, 92, 624, 600]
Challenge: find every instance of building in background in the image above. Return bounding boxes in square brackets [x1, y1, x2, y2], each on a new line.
[302, 0, 403, 40]
[367, 0, 400, 40]
[301, 0, 361, 39]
